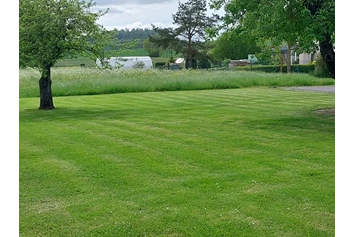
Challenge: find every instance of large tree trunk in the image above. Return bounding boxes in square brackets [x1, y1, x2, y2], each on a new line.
[280, 53, 283, 73]
[39, 66, 55, 110]
[319, 34, 335, 79]
[286, 43, 292, 73]
[188, 38, 193, 69]
[305, 0, 335, 79]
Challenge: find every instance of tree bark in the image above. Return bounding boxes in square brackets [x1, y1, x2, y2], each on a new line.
[39, 66, 55, 110]
[188, 38, 193, 69]
[280, 53, 283, 73]
[319, 34, 335, 79]
[286, 43, 292, 73]
[304, 0, 335, 79]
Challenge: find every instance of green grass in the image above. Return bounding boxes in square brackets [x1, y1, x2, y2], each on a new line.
[19, 67, 334, 98]
[54, 56, 98, 67]
[20, 88, 334, 236]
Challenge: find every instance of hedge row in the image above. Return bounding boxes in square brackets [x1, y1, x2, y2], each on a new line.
[234, 64, 315, 73]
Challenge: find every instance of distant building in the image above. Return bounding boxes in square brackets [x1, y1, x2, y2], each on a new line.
[280, 46, 318, 65]
[297, 53, 317, 65]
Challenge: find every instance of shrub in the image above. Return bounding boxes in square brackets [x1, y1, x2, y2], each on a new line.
[313, 54, 331, 78]
[198, 58, 211, 69]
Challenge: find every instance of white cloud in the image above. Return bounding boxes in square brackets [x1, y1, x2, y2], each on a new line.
[92, 0, 224, 30]
[94, 0, 174, 5]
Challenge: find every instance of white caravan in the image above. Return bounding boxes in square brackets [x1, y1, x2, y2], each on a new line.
[96, 56, 153, 69]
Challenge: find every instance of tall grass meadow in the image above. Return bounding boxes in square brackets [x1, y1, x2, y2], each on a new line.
[19, 67, 335, 98]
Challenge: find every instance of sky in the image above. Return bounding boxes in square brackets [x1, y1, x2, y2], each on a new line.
[90, 0, 225, 30]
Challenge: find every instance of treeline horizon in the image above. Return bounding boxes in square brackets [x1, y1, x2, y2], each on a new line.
[110, 28, 156, 48]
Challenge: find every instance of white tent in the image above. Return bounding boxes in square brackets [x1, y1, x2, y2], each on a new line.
[175, 58, 185, 68]
[96, 56, 153, 69]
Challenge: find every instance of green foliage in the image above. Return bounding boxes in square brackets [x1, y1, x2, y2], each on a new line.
[19, 0, 136, 76]
[143, 38, 160, 57]
[54, 56, 97, 68]
[115, 48, 149, 57]
[111, 28, 156, 48]
[211, 30, 261, 60]
[198, 58, 212, 69]
[235, 64, 315, 74]
[184, 59, 198, 69]
[300, 0, 335, 50]
[168, 57, 175, 63]
[150, 0, 216, 69]
[211, 0, 335, 75]
[154, 61, 166, 68]
[312, 54, 331, 78]
[153, 62, 166, 68]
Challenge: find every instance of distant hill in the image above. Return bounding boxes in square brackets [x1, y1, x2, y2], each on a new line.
[110, 28, 156, 48]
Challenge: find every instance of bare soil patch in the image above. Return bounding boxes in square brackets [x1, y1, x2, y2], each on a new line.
[314, 108, 335, 115]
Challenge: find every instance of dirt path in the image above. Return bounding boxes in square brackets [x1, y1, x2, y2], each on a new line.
[286, 85, 335, 93]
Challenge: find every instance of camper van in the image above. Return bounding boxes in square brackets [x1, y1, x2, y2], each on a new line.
[96, 56, 153, 69]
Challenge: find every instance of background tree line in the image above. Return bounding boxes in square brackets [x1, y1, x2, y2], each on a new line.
[106, 27, 260, 62]
[110, 28, 155, 49]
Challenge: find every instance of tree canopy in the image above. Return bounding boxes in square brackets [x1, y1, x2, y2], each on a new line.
[150, 0, 216, 68]
[210, 29, 261, 60]
[211, 0, 335, 78]
[19, 0, 133, 109]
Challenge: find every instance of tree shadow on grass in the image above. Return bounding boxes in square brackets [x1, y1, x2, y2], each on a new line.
[19, 107, 141, 123]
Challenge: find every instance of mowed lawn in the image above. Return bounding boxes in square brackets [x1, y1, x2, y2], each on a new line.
[19, 88, 335, 236]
